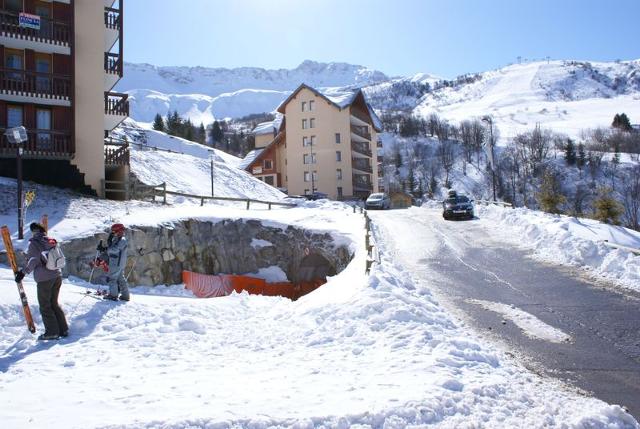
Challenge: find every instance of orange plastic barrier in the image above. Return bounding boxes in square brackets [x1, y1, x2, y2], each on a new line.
[182, 271, 326, 300]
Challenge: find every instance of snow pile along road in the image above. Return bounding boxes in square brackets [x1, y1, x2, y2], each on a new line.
[475, 204, 640, 292]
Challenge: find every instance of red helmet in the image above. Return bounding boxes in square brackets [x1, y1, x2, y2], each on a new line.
[110, 223, 125, 234]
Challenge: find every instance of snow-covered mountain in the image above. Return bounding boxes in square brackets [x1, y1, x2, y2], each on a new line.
[119, 58, 640, 140]
[117, 60, 389, 123]
[409, 59, 640, 140]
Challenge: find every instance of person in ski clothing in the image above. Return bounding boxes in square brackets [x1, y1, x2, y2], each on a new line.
[15, 222, 68, 341]
[97, 223, 130, 301]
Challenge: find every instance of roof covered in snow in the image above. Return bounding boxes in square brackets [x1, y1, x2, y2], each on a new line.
[252, 115, 284, 136]
[239, 148, 265, 170]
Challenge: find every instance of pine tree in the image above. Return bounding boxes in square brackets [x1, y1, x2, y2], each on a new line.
[612, 113, 633, 131]
[184, 119, 194, 141]
[593, 187, 623, 225]
[535, 170, 566, 214]
[198, 123, 206, 145]
[211, 121, 224, 146]
[152, 113, 165, 131]
[564, 138, 576, 166]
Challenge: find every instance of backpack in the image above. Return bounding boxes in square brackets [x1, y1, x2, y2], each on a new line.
[43, 239, 66, 270]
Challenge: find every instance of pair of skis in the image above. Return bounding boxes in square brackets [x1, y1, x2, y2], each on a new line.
[1, 225, 36, 334]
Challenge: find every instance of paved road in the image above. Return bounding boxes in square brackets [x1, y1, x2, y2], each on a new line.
[370, 207, 640, 418]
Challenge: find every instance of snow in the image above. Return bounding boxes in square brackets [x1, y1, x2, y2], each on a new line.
[474, 204, 640, 292]
[248, 266, 288, 282]
[468, 299, 572, 343]
[413, 60, 640, 141]
[250, 238, 272, 248]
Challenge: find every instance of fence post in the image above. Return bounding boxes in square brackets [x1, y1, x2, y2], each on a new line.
[200, 197, 204, 207]
[268, 203, 272, 210]
[162, 183, 167, 205]
[246, 200, 250, 210]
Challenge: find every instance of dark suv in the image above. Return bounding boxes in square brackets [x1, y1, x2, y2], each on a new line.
[443, 194, 474, 220]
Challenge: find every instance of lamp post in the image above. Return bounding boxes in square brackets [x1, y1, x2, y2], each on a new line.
[210, 150, 215, 197]
[481, 116, 497, 202]
[5, 126, 28, 239]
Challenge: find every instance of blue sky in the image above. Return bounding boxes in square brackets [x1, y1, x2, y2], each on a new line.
[124, 0, 640, 78]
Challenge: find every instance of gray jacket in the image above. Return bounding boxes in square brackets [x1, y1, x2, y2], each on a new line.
[24, 232, 61, 283]
[106, 235, 128, 274]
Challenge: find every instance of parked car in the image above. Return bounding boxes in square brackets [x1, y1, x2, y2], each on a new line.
[365, 193, 391, 210]
[442, 194, 474, 220]
[304, 191, 328, 201]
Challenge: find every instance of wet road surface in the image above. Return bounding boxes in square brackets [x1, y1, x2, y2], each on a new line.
[370, 207, 640, 418]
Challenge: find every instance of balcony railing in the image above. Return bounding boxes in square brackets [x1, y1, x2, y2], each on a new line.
[0, 11, 71, 45]
[105, 92, 129, 116]
[104, 142, 129, 166]
[351, 158, 373, 173]
[353, 175, 373, 192]
[0, 128, 73, 158]
[104, 52, 123, 77]
[0, 67, 71, 99]
[351, 125, 372, 141]
[351, 141, 372, 158]
[351, 108, 371, 125]
[104, 7, 121, 30]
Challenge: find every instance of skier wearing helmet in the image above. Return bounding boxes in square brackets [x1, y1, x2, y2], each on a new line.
[97, 223, 130, 301]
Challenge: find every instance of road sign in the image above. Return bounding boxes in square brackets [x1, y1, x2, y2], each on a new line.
[5, 126, 28, 144]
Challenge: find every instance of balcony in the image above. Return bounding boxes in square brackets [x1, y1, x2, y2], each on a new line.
[351, 157, 373, 173]
[104, 91, 129, 131]
[351, 125, 371, 142]
[0, 128, 73, 159]
[104, 52, 123, 91]
[0, 11, 71, 54]
[104, 6, 122, 51]
[104, 141, 129, 167]
[351, 141, 372, 158]
[353, 175, 373, 192]
[350, 108, 371, 126]
[0, 68, 71, 105]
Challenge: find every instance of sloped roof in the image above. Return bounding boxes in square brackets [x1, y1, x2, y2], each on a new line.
[243, 131, 286, 171]
[239, 148, 265, 170]
[252, 115, 284, 136]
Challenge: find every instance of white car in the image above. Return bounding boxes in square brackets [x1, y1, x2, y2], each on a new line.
[365, 193, 391, 210]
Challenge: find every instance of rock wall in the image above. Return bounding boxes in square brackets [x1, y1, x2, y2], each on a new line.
[58, 219, 352, 286]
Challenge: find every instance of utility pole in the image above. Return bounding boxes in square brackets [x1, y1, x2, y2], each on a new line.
[210, 151, 215, 197]
[481, 117, 497, 202]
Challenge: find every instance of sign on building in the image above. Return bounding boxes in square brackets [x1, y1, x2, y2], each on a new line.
[19, 13, 41, 30]
[252, 166, 263, 174]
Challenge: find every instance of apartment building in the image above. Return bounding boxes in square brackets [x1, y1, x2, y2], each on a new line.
[245, 84, 381, 200]
[0, 0, 128, 197]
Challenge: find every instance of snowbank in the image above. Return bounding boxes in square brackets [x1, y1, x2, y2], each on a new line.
[476, 204, 640, 291]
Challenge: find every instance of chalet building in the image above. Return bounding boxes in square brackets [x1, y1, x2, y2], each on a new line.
[244, 84, 382, 200]
[0, 0, 128, 197]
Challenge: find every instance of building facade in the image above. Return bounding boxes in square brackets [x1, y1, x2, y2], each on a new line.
[245, 84, 381, 200]
[0, 0, 128, 197]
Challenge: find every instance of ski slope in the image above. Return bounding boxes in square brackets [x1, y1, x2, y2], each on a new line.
[413, 60, 640, 141]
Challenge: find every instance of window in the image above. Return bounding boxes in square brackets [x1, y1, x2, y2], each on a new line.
[310, 135, 316, 146]
[309, 100, 315, 111]
[303, 136, 308, 147]
[7, 105, 23, 127]
[313, 171, 318, 181]
[337, 187, 343, 198]
[5, 49, 23, 81]
[263, 159, 273, 170]
[5, 0, 22, 13]
[310, 118, 316, 128]
[336, 169, 342, 180]
[36, 109, 52, 149]
[303, 153, 316, 164]
[304, 172, 311, 182]
[301, 101, 307, 112]
[264, 176, 274, 186]
[336, 151, 342, 162]
[302, 119, 308, 129]
[335, 133, 341, 144]
[35, 53, 51, 92]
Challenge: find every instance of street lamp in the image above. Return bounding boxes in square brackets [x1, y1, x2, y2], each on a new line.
[210, 150, 215, 197]
[481, 116, 497, 202]
[5, 126, 28, 239]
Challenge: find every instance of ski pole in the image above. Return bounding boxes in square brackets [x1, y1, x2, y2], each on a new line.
[126, 248, 145, 281]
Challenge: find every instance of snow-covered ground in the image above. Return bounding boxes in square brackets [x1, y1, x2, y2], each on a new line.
[1, 197, 639, 427]
[473, 204, 640, 292]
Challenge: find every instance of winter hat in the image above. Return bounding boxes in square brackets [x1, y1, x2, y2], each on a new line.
[110, 223, 125, 234]
[29, 222, 46, 233]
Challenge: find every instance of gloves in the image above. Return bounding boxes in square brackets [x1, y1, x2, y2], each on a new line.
[96, 240, 107, 252]
[15, 270, 25, 282]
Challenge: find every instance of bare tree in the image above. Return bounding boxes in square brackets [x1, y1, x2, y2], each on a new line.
[426, 113, 440, 137]
[621, 166, 640, 230]
[470, 120, 485, 166]
[438, 140, 455, 188]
